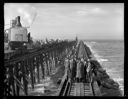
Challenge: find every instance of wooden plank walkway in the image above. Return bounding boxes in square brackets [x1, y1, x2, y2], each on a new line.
[69, 83, 94, 96]
[84, 83, 93, 96]
[69, 83, 76, 96]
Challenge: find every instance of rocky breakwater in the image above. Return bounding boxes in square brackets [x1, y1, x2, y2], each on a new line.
[90, 59, 122, 96]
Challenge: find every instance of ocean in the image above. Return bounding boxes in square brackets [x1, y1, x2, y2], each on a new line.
[84, 40, 124, 95]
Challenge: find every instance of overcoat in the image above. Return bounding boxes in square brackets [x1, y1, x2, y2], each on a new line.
[76, 61, 85, 79]
[70, 59, 77, 79]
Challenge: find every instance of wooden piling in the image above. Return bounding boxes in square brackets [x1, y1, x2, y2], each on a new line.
[21, 60, 28, 95]
[30, 58, 34, 89]
[40, 54, 45, 79]
[15, 62, 20, 96]
[33, 57, 36, 84]
[36, 56, 40, 83]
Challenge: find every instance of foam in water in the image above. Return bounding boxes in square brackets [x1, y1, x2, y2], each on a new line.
[91, 41, 97, 44]
[85, 41, 108, 64]
[85, 41, 124, 95]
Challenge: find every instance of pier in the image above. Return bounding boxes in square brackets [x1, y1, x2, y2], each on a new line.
[4, 40, 122, 96]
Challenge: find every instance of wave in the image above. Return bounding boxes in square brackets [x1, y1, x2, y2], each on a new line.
[98, 58, 108, 62]
[90, 41, 97, 44]
[113, 77, 124, 95]
[85, 41, 97, 47]
[85, 41, 124, 95]
[85, 42, 108, 63]
[113, 77, 123, 84]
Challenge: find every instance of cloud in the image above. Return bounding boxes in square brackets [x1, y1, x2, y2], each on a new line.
[4, 3, 37, 27]
[91, 8, 105, 14]
[76, 7, 107, 16]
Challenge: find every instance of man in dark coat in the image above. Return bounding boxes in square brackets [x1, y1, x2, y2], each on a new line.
[73, 57, 77, 81]
[70, 57, 77, 81]
[83, 60, 87, 82]
[76, 59, 85, 82]
[80, 58, 85, 82]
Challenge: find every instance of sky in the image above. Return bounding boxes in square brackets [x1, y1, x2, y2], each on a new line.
[4, 3, 124, 40]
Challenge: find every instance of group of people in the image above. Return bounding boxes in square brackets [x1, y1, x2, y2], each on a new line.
[64, 53, 93, 83]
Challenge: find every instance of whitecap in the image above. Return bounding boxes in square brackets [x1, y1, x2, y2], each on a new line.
[86, 41, 124, 96]
[98, 58, 108, 62]
[113, 77, 124, 86]
[90, 41, 97, 45]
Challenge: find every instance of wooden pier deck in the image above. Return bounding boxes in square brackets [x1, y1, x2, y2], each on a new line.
[4, 40, 122, 96]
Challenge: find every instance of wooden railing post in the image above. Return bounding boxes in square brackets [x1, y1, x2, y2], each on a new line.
[40, 54, 45, 79]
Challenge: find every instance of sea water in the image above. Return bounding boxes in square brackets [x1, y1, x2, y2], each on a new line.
[84, 40, 124, 95]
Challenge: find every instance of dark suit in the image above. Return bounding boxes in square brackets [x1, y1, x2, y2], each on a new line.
[70, 59, 77, 81]
[76, 61, 85, 82]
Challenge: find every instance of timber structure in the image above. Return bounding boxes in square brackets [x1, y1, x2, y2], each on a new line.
[4, 40, 122, 96]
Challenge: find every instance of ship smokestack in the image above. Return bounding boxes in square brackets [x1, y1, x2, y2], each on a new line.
[16, 16, 22, 27]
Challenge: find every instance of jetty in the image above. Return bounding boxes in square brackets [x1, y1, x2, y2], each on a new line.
[4, 39, 122, 96]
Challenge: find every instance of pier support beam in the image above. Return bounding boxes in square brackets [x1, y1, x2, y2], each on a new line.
[36, 56, 40, 83]
[30, 58, 34, 89]
[21, 60, 28, 95]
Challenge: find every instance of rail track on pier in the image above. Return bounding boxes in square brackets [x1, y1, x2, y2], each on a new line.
[58, 41, 102, 96]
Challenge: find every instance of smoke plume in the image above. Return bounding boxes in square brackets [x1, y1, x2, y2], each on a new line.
[4, 3, 37, 28]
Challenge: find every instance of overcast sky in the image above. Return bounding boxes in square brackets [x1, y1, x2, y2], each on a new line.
[4, 3, 124, 40]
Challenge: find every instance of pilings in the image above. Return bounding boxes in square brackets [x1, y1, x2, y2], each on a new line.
[4, 40, 76, 96]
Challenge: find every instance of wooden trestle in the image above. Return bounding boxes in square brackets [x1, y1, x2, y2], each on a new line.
[4, 40, 76, 96]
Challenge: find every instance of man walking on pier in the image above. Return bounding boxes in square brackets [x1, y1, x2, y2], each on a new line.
[70, 57, 77, 82]
[76, 58, 85, 82]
